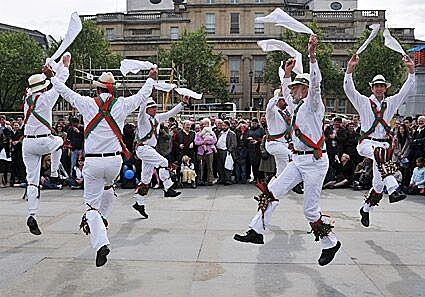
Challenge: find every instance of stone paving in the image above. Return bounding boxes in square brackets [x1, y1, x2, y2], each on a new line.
[0, 185, 424, 297]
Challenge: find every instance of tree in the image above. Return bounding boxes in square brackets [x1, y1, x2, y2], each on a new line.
[350, 30, 407, 96]
[158, 29, 229, 102]
[0, 32, 45, 111]
[263, 23, 344, 99]
[49, 20, 121, 86]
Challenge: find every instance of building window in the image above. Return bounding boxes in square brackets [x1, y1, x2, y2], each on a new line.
[170, 27, 179, 40]
[255, 0, 264, 2]
[230, 0, 239, 3]
[205, 14, 216, 34]
[326, 99, 335, 112]
[254, 13, 265, 34]
[230, 13, 240, 34]
[206, 0, 215, 3]
[229, 57, 240, 84]
[338, 99, 346, 113]
[254, 57, 265, 83]
[105, 28, 114, 40]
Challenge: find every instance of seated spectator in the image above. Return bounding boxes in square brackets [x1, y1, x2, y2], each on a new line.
[352, 158, 373, 190]
[40, 154, 62, 190]
[404, 157, 425, 195]
[180, 155, 197, 188]
[324, 153, 355, 189]
[66, 157, 85, 189]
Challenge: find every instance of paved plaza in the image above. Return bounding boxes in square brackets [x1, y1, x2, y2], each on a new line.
[0, 185, 424, 297]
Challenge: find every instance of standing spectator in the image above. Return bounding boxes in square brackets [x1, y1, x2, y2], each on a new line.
[324, 117, 347, 166]
[194, 118, 216, 186]
[234, 120, 249, 184]
[156, 123, 172, 161]
[174, 120, 196, 165]
[344, 122, 361, 165]
[246, 118, 265, 182]
[215, 120, 237, 185]
[259, 134, 276, 179]
[66, 117, 84, 174]
[17, 117, 24, 129]
[259, 115, 267, 130]
[123, 122, 136, 154]
[55, 122, 70, 174]
[0, 115, 12, 187]
[10, 121, 25, 186]
[393, 124, 412, 187]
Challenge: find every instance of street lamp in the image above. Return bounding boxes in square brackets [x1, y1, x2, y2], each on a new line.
[249, 70, 253, 111]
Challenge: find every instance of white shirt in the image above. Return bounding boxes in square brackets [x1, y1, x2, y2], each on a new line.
[265, 95, 292, 143]
[51, 70, 154, 154]
[24, 70, 69, 136]
[344, 72, 415, 139]
[282, 62, 326, 152]
[137, 102, 184, 147]
[216, 130, 228, 150]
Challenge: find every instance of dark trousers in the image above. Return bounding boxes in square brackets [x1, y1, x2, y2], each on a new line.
[216, 150, 232, 183]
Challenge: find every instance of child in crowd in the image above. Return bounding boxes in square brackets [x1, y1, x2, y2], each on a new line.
[405, 157, 425, 195]
[180, 155, 197, 188]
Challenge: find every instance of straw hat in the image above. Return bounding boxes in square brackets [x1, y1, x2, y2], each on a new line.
[287, 73, 310, 89]
[93, 72, 120, 88]
[146, 98, 157, 109]
[28, 74, 50, 93]
[369, 74, 391, 88]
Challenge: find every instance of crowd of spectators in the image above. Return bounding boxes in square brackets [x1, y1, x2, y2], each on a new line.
[1, 112, 425, 197]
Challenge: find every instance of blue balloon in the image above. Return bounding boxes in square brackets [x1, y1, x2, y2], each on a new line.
[124, 169, 134, 180]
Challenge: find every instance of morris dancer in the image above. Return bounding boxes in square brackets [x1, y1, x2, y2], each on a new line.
[23, 54, 69, 235]
[44, 62, 156, 267]
[264, 89, 292, 177]
[343, 54, 415, 227]
[132, 95, 190, 218]
[234, 35, 341, 266]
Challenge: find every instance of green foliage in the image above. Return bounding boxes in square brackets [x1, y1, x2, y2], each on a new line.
[49, 21, 121, 84]
[264, 23, 344, 98]
[351, 30, 406, 96]
[0, 32, 45, 111]
[158, 29, 229, 102]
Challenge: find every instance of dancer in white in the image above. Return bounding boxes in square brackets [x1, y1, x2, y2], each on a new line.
[343, 53, 415, 227]
[234, 36, 341, 266]
[264, 89, 292, 176]
[23, 54, 69, 235]
[132, 95, 190, 218]
[44, 61, 156, 267]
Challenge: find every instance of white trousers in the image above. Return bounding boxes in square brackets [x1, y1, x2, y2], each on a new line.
[249, 153, 337, 249]
[265, 140, 292, 176]
[357, 140, 399, 212]
[22, 135, 63, 217]
[82, 155, 121, 251]
[136, 145, 173, 194]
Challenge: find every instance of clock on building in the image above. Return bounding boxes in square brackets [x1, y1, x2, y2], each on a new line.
[330, 1, 343, 10]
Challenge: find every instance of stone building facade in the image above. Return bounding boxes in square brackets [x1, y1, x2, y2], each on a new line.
[81, 0, 420, 113]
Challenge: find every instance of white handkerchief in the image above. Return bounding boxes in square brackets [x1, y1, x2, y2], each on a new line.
[383, 28, 407, 56]
[154, 81, 177, 92]
[256, 8, 314, 35]
[45, 12, 82, 66]
[279, 61, 285, 83]
[356, 24, 380, 55]
[120, 59, 156, 76]
[175, 88, 203, 100]
[257, 39, 303, 74]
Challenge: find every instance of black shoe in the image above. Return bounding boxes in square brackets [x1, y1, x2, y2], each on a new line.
[133, 203, 149, 218]
[389, 190, 406, 203]
[27, 216, 41, 235]
[292, 184, 304, 194]
[360, 207, 369, 227]
[233, 229, 264, 244]
[96, 245, 110, 267]
[224, 181, 233, 186]
[318, 241, 341, 266]
[164, 188, 181, 198]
